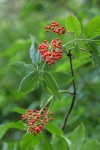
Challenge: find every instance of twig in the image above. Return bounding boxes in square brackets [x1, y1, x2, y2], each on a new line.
[40, 95, 53, 113]
[59, 90, 73, 95]
[62, 49, 77, 130]
[63, 38, 99, 47]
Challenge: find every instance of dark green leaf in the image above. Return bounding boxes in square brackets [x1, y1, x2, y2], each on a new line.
[53, 72, 73, 86]
[18, 71, 40, 93]
[43, 71, 61, 100]
[65, 15, 81, 37]
[84, 16, 100, 38]
[81, 140, 100, 150]
[0, 124, 9, 140]
[45, 122, 64, 137]
[90, 44, 100, 66]
[8, 121, 23, 130]
[68, 123, 85, 150]
[11, 61, 34, 76]
[40, 80, 52, 108]
[0, 121, 23, 140]
[85, 42, 100, 66]
[7, 121, 23, 130]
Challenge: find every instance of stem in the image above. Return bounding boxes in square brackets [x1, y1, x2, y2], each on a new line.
[80, 48, 92, 53]
[40, 90, 72, 113]
[36, 64, 39, 70]
[39, 89, 73, 115]
[40, 95, 53, 113]
[42, 62, 46, 71]
[63, 38, 99, 47]
[60, 90, 73, 95]
[61, 49, 77, 130]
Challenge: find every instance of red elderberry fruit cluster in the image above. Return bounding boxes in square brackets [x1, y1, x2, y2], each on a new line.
[38, 21, 65, 65]
[22, 107, 53, 136]
[45, 21, 65, 35]
[38, 38, 62, 65]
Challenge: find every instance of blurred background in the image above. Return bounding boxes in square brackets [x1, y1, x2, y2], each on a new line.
[0, 0, 100, 149]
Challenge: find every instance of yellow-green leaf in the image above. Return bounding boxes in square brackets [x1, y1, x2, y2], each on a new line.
[84, 16, 100, 38]
[65, 15, 81, 37]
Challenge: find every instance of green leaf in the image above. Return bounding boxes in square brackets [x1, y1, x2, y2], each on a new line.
[40, 80, 52, 108]
[84, 16, 100, 38]
[43, 71, 61, 100]
[0, 124, 9, 140]
[30, 35, 40, 65]
[38, 132, 53, 150]
[85, 42, 100, 66]
[45, 122, 64, 137]
[20, 133, 39, 150]
[8, 121, 24, 130]
[20, 1, 35, 19]
[0, 121, 23, 140]
[52, 135, 69, 150]
[53, 72, 73, 86]
[74, 44, 80, 59]
[13, 107, 26, 114]
[11, 61, 34, 76]
[68, 123, 85, 150]
[91, 45, 100, 66]
[18, 71, 40, 93]
[65, 15, 81, 37]
[81, 140, 100, 150]
[0, 39, 31, 57]
[58, 136, 69, 150]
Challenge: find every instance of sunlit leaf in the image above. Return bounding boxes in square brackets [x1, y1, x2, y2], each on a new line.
[20, 133, 39, 150]
[84, 16, 100, 38]
[81, 140, 100, 150]
[45, 122, 64, 137]
[68, 123, 85, 150]
[65, 15, 81, 37]
[38, 132, 53, 150]
[52, 135, 69, 150]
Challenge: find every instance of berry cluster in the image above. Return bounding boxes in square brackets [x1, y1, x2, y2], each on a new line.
[38, 21, 65, 65]
[45, 21, 65, 35]
[38, 38, 62, 65]
[22, 107, 53, 136]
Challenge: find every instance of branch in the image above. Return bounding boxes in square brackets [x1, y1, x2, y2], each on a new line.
[62, 49, 77, 130]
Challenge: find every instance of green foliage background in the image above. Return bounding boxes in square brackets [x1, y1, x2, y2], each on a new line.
[0, 0, 100, 149]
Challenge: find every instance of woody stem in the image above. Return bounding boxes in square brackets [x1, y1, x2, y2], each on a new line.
[61, 49, 77, 130]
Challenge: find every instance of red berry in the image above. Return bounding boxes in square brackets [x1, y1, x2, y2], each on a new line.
[49, 118, 53, 121]
[45, 107, 48, 110]
[49, 112, 53, 115]
[62, 29, 65, 34]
